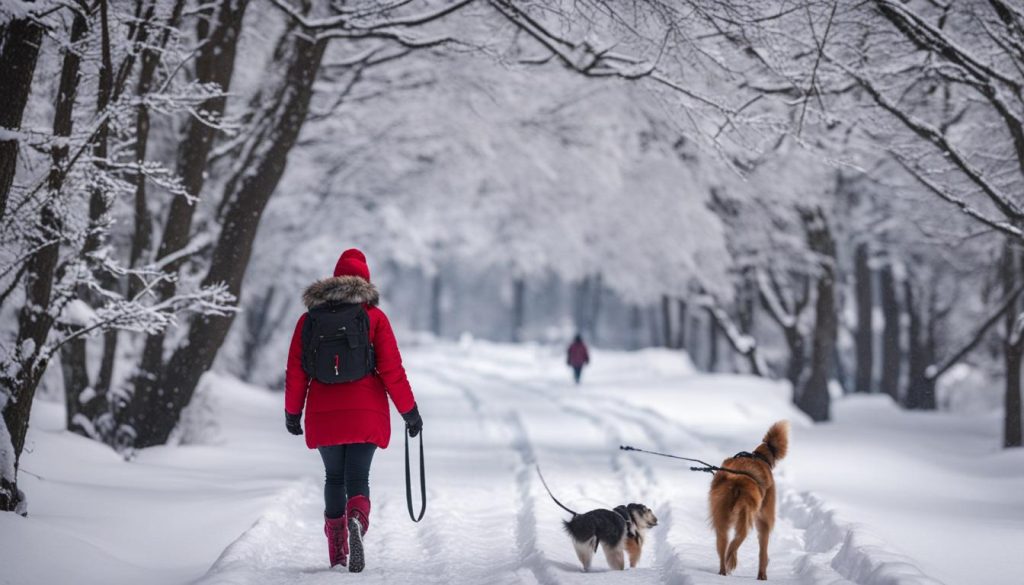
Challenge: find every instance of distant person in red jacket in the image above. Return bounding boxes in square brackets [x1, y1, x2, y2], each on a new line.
[567, 334, 590, 384]
[284, 248, 422, 572]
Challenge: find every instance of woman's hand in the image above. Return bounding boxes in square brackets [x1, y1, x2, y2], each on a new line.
[285, 410, 303, 435]
[402, 404, 423, 437]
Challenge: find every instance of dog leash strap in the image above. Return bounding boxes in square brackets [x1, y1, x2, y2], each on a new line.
[620, 445, 766, 490]
[405, 429, 427, 523]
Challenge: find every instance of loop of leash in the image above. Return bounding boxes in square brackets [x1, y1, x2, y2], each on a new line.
[405, 429, 426, 523]
[619, 445, 766, 490]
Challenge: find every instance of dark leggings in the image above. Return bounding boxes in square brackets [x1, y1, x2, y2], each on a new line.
[318, 443, 377, 519]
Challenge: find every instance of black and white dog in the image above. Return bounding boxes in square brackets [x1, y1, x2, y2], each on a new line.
[537, 467, 658, 571]
[615, 504, 658, 568]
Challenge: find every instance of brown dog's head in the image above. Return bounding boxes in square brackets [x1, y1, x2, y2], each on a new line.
[624, 503, 658, 530]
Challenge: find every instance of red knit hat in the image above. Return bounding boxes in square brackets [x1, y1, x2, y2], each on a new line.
[333, 248, 370, 281]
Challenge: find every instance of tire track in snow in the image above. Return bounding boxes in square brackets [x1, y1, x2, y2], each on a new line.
[408, 368, 546, 585]
[417, 360, 939, 585]
[551, 394, 697, 585]
[416, 367, 562, 585]
[506, 411, 563, 585]
[426, 365, 695, 585]
[573, 382, 934, 585]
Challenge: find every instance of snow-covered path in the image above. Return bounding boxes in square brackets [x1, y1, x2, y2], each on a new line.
[195, 343, 946, 585]
[10, 341, 1014, 585]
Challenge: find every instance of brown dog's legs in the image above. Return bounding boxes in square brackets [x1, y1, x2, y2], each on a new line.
[625, 536, 641, 568]
[725, 509, 751, 574]
[716, 526, 729, 575]
[756, 516, 770, 580]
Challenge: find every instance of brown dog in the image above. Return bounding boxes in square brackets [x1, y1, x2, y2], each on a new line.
[708, 420, 789, 580]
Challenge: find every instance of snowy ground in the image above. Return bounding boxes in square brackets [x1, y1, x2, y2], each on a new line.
[3, 340, 1021, 585]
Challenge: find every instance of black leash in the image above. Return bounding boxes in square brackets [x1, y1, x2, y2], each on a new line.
[535, 465, 578, 517]
[405, 429, 426, 522]
[619, 445, 766, 490]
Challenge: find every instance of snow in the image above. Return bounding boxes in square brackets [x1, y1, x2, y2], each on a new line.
[3, 340, 1019, 585]
[58, 299, 99, 327]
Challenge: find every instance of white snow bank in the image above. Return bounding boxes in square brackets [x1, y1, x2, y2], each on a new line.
[785, 395, 1024, 585]
[3, 339, 1017, 585]
[936, 363, 1002, 414]
[0, 374, 323, 585]
[783, 491, 944, 585]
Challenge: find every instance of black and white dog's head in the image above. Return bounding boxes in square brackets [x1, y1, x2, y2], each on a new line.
[616, 503, 659, 533]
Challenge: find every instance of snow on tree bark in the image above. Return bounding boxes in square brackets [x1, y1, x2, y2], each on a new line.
[129, 0, 251, 433]
[0, 14, 44, 221]
[121, 21, 328, 449]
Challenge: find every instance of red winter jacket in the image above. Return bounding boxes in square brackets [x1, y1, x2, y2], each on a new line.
[285, 273, 416, 449]
[567, 340, 589, 368]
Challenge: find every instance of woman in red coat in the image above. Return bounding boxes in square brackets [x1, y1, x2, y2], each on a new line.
[567, 333, 590, 384]
[284, 248, 422, 572]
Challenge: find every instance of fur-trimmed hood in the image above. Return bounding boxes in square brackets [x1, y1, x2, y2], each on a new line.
[303, 275, 380, 308]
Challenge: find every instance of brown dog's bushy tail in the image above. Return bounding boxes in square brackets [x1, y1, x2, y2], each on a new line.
[763, 420, 790, 461]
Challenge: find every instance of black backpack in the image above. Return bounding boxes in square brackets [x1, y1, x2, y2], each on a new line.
[300, 302, 376, 383]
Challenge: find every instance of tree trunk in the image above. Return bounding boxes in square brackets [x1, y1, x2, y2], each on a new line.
[127, 0, 186, 296]
[1006, 343, 1023, 448]
[922, 292, 942, 410]
[904, 278, 933, 409]
[1003, 243, 1024, 448]
[2, 201, 62, 508]
[0, 13, 88, 511]
[80, 0, 189, 417]
[511, 277, 525, 342]
[687, 313, 701, 363]
[130, 0, 250, 418]
[737, 268, 756, 335]
[574, 275, 591, 335]
[757, 270, 808, 389]
[589, 273, 602, 343]
[854, 242, 874, 393]
[661, 294, 672, 348]
[707, 313, 719, 372]
[430, 272, 442, 337]
[784, 326, 806, 389]
[121, 23, 327, 449]
[630, 305, 642, 350]
[0, 16, 44, 220]
[879, 263, 902, 402]
[60, 337, 91, 434]
[240, 287, 278, 381]
[796, 207, 836, 422]
[649, 306, 661, 347]
[676, 298, 687, 350]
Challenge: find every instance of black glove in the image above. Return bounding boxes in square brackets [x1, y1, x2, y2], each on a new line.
[402, 404, 423, 438]
[285, 410, 303, 436]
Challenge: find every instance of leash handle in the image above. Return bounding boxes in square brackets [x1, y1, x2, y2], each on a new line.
[405, 428, 426, 523]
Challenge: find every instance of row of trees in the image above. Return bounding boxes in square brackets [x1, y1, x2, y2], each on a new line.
[0, 0, 510, 512]
[3, 0, 1023, 515]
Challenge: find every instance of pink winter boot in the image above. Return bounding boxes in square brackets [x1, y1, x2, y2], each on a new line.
[324, 514, 348, 568]
[346, 495, 371, 573]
